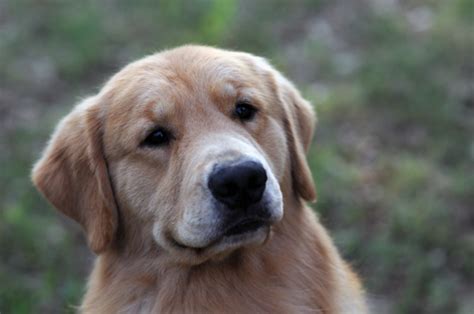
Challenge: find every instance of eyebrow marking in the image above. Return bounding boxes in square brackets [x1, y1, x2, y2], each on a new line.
[144, 100, 174, 122]
[144, 101, 158, 121]
[209, 81, 238, 106]
[222, 83, 237, 98]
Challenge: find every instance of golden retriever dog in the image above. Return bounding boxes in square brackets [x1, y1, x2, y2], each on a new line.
[32, 45, 366, 313]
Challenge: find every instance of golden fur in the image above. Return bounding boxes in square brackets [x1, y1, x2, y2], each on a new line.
[32, 45, 366, 313]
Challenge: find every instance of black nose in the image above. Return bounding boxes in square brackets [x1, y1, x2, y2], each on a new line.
[208, 160, 267, 209]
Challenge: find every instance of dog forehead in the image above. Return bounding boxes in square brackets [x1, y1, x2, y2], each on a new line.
[103, 50, 261, 116]
[100, 47, 281, 145]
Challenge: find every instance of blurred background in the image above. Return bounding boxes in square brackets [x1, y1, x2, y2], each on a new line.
[1, 0, 473, 313]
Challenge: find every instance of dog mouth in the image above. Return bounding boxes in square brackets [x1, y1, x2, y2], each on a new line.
[169, 217, 270, 253]
[223, 218, 267, 237]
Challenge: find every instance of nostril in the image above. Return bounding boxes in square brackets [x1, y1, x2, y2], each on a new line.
[248, 170, 267, 189]
[208, 160, 268, 209]
[208, 170, 237, 200]
[216, 182, 236, 198]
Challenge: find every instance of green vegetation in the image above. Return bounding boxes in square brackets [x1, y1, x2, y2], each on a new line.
[1, 1, 472, 313]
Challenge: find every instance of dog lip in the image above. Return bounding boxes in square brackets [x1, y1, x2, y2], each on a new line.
[169, 217, 271, 252]
[168, 207, 274, 253]
[222, 217, 268, 237]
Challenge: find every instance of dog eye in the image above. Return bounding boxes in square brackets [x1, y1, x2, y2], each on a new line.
[234, 101, 257, 121]
[142, 128, 172, 147]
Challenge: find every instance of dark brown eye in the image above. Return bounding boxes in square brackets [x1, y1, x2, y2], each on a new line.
[234, 101, 257, 121]
[142, 128, 172, 147]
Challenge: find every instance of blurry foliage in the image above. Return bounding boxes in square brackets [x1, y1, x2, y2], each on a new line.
[1, 0, 473, 313]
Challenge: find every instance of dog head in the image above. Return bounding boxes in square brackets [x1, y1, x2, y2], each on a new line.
[32, 46, 316, 264]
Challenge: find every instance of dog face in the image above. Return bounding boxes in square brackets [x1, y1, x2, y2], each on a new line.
[32, 46, 316, 264]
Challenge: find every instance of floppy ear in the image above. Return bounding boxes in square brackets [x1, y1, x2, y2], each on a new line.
[32, 97, 118, 254]
[245, 54, 316, 201]
[275, 72, 317, 202]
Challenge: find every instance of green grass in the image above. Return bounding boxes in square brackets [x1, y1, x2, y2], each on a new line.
[1, 0, 472, 313]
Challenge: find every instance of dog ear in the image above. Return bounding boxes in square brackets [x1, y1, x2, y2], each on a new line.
[277, 75, 317, 202]
[32, 97, 118, 254]
[244, 55, 316, 201]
